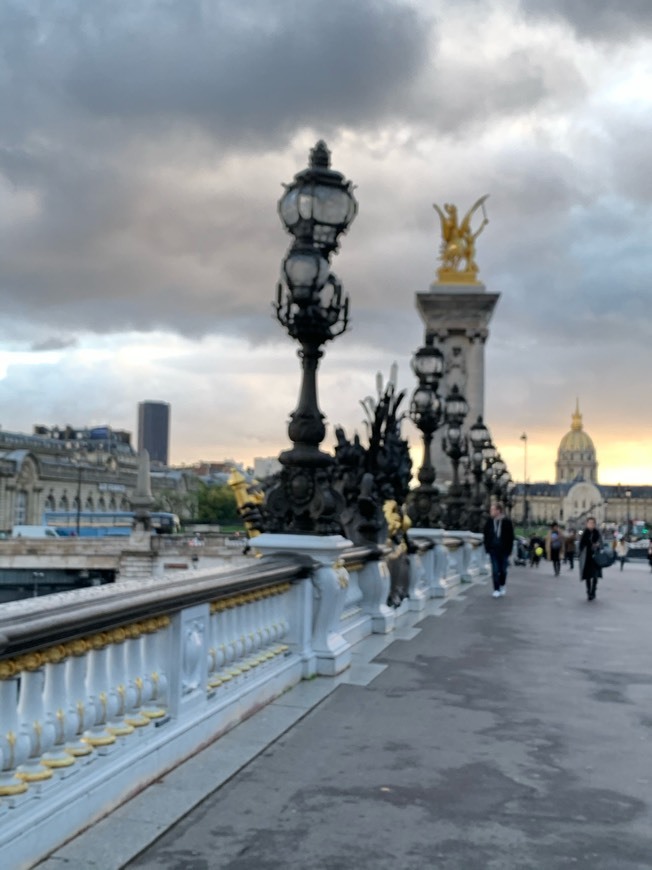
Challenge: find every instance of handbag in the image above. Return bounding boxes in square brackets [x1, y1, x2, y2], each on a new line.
[594, 548, 615, 569]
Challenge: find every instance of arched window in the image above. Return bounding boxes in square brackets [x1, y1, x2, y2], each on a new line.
[98, 497, 106, 511]
[120, 497, 129, 511]
[84, 496, 94, 512]
[45, 494, 56, 512]
[109, 497, 117, 511]
[14, 491, 28, 524]
[59, 495, 69, 511]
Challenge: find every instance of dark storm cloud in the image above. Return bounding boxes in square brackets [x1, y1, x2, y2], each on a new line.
[30, 336, 77, 352]
[519, 0, 652, 40]
[0, 0, 436, 337]
[0, 0, 430, 143]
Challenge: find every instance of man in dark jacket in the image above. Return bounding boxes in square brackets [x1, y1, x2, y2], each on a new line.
[483, 501, 515, 598]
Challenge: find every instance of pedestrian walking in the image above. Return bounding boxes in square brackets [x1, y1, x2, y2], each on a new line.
[615, 537, 629, 571]
[579, 516, 602, 602]
[545, 522, 564, 576]
[483, 501, 515, 598]
[564, 529, 577, 570]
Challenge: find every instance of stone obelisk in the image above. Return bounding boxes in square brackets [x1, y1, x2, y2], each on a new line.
[416, 196, 499, 484]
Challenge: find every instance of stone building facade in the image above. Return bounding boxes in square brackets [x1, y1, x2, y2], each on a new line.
[0, 426, 198, 532]
[511, 406, 650, 529]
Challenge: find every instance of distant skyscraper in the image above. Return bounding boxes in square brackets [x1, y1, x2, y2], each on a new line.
[137, 401, 170, 465]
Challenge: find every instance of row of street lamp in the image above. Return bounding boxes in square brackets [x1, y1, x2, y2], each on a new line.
[407, 337, 514, 533]
[267, 141, 513, 535]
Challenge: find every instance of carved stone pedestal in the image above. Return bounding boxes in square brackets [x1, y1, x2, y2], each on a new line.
[254, 534, 352, 676]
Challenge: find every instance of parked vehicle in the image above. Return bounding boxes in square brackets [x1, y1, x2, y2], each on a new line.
[11, 525, 61, 539]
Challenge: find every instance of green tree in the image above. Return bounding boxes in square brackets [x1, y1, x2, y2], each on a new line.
[196, 483, 240, 524]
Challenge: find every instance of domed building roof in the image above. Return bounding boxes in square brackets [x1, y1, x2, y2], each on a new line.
[556, 401, 598, 483]
[558, 402, 595, 454]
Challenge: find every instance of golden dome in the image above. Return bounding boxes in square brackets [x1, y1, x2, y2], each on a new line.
[558, 400, 595, 454]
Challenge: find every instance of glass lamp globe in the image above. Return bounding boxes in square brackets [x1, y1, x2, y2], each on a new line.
[278, 141, 357, 256]
[411, 343, 444, 386]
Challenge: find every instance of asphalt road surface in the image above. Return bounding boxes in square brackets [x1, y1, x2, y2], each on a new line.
[127, 560, 652, 870]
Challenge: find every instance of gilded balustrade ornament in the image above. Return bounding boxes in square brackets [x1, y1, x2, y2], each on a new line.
[0, 615, 170, 680]
[433, 195, 489, 284]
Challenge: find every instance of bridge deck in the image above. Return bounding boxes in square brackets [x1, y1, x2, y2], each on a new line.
[40, 561, 652, 870]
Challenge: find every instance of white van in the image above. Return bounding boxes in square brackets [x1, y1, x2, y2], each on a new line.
[11, 525, 61, 539]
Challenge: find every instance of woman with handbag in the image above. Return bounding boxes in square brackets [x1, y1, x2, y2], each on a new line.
[579, 517, 602, 601]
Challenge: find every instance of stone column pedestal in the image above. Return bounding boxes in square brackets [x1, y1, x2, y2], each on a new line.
[254, 534, 352, 676]
[407, 528, 449, 597]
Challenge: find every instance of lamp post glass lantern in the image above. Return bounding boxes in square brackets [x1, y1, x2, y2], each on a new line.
[267, 142, 358, 535]
[406, 338, 446, 529]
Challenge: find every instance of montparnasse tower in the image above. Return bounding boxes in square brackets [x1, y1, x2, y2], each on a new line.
[555, 400, 598, 484]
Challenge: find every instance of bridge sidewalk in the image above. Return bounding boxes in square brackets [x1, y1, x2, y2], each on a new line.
[39, 561, 652, 870]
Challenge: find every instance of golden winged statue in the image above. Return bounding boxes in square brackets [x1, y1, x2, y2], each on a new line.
[432, 195, 489, 284]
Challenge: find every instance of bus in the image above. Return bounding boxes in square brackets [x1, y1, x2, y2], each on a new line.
[42, 510, 181, 537]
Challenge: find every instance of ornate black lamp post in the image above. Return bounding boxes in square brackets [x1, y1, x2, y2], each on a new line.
[469, 415, 490, 532]
[487, 454, 507, 513]
[482, 437, 498, 515]
[266, 141, 358, 534]
[406, 338, 445, 528]
[442, 385, 469, 529]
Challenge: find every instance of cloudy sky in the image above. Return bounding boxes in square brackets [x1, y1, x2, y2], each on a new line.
[1, 0, 651, 485]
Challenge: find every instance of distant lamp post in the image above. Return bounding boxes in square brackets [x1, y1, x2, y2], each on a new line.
[442, 385, 469, 529]
[406, 337, 445, 528]
[266, 141, 358, 534]
[469, 416, 490, 532]
[625, 489, 632, 535]
[520, 432, 528, 528]
[482, 438, 498, 513]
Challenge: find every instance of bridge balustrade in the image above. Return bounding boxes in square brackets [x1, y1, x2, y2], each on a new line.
[0, 530, 487, 868]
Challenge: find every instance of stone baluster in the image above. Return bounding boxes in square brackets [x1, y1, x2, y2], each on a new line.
[64, 643, 96, 758]
[215, 601, 233, 688]
[106, 631, 135, 737]
[207, 602, 223, 689]
[124, 625, 152, 729]
[141, 617, 169, 719]
[271, 586, 285, 647]
[0, 671, 31, 800]
[16, 662, 57, 786]
[257, 589, 275, 661]
[41, 649, 78, 772]
[83, 636, 119, 751]
[224, 599, 240, 682]
[250, 590, 267, 663]
[226, 597, 244, 684]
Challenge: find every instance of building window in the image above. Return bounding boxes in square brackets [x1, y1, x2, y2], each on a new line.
[59, 495, 69, 511]
[45, 494, 56, 512]
[14, 490, 28, 524]
[120, 497, 129, 511]
[109, 497, 117, 511]
[85, 496, 94, 512]
[98, 497, 106, 511]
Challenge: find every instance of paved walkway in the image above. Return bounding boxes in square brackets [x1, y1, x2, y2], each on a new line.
[47, 560, 652, 869]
